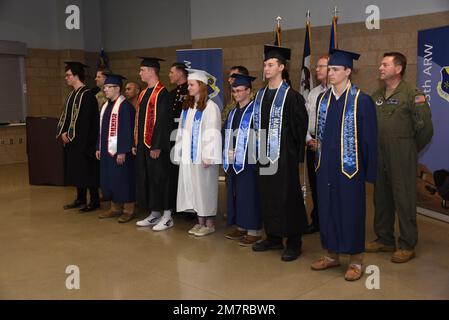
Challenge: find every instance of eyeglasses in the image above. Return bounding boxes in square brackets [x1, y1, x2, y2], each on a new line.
[103, 85, 119, 89]
[316, 64, 328, 69]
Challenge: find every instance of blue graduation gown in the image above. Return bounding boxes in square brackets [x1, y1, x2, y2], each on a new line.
[316, 90, 377, 254]
[225, 103, 262, 230]
[99, 99, 136, 203]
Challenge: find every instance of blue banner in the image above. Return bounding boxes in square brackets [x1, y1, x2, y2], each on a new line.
[176, 48, 224, 110]
[417, 25, 449, 218]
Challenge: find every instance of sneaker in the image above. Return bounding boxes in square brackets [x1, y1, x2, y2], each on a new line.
[152, 216, 174, 231]
[136, 213, 161, 227]
[225, 229, 247, 240]
[194, 226, 215, 237]
[188, 224, 202, 235]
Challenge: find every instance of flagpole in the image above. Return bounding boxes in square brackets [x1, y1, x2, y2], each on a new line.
[302, 10, 311, 207]
[276, 16, 282, 46]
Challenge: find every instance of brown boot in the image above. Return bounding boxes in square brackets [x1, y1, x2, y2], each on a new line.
[118, 212, 134, 223]
[311, 256, 341, 271]
[391, 249, 415, 263]
[225, 229, 247, 240]
[365, 240, 396, 253]
[345, 264, 364, 281]
[118, 203, 135, 223]
[99, 210, 122, 219]
[238, 235, 262, 247]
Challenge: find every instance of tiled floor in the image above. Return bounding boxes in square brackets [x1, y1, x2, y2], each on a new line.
[1, 163, 448, 299]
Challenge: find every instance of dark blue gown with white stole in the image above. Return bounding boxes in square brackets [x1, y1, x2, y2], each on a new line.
[99, 99, 136, 203]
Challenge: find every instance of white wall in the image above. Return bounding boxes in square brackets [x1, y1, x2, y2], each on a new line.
[0, 0, 102, 51]
[190, 0, 449, 39]
[101, 0, 192, 51]
[1, 0, 448, 51]
[0, 0, 59, 49]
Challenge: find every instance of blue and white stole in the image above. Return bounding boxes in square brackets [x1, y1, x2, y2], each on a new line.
[253, 81, 290, 163]
[315, 82, 360, 179]
[223, 101, 254, 174]
[180, 107, 204, 164]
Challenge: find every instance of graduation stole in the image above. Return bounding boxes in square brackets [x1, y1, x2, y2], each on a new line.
[99, 95, 126, 156]
[315, 82, 361, 179]
[191, 109, 204, 164]
[134, 82, 164, 148]
[223, 102, 254, 174]
[253, 81, 289, 163]
[179, 107, 204, 163]
[56, 86, 90, 141]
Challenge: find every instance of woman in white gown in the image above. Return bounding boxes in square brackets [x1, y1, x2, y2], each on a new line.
[175, 69, 222, 236]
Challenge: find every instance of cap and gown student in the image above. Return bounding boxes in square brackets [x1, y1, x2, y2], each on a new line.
[175, 69, 222, 237]
[134, 57, 175, 232]
[223, 74, 263, 246]
[311, 49, 378, 281]
[251, 45, 309, 262]
[96, 74, 137, 223]
[57, 61, 101, 212]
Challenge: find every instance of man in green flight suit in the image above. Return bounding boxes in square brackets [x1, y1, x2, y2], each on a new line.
[366, 52, 433, 263]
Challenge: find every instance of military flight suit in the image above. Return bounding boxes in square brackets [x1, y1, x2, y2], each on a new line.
[372, 80, 433, 250]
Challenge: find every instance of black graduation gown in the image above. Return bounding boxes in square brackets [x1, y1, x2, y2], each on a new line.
[168, 83, 188, 207]
[225, 103, 262, 230]
[316, 90, 377, 254]
[99, 99, 136, 203]
[258, 88, 309, 237]
[62, 86, 100, 188]
[136, 86, 174, 211]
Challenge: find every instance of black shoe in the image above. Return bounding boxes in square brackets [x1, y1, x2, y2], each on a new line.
[64, 199, 86, 210]
[281, 247, 301, 262]
[79, 202, 100, 213]
[252, 239, 284, 252]
[303, 224, 320, 235]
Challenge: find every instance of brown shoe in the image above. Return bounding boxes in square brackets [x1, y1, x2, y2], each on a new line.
[391, 249, 415, 263]
[99, 210, 122, 219]
[118, 212, 134, 223]
[225, 229, 247, 240]
[238, 235, 262, 247]
[365, 240, 396, 253]
[344, 264, 364, 281]
[311, 256, 341, 271]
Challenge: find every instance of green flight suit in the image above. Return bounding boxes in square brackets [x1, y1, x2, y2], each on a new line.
[371, 80, 433, 250]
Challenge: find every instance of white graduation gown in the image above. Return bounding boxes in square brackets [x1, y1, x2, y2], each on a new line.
[175, 99, 222, 216]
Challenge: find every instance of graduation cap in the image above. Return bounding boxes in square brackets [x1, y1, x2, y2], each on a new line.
[138, 57, 165, 69]
[264, 44, 291, 62]
[328, 49, 360, 69]
[231, 73, 256, 88]
[64, 61, 89, 69]
[187, 68, 212, 85]
[104, 73, 127, 87]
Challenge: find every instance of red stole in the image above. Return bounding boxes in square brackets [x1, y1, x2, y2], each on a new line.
[134, 82, 164, 148]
